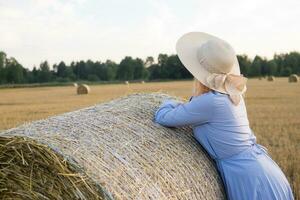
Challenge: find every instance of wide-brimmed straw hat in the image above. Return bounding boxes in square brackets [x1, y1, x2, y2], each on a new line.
[176, 32, 247, 105]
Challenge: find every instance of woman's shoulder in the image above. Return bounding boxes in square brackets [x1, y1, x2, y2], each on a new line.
[191, 90, 223, 102]
[192, 90, 243, 107]
[189, 91, 219, 108]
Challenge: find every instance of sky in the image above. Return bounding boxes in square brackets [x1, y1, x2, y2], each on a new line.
[0, 0, 300, 69]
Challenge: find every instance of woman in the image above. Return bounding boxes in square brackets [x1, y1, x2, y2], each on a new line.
[154, 32, 294, 200]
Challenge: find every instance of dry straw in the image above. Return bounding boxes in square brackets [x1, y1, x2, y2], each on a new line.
[0, 93, 225, 200]
[288, 74, 299, 83]
[77, 84, 90, 95]
[267, 76, 275, 81]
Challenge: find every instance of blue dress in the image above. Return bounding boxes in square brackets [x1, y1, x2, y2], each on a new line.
[154, 91, 294, 200]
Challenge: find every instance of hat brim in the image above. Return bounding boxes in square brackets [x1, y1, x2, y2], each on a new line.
[176, 32, 240, 94]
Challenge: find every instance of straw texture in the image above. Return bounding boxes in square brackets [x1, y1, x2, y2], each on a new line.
[77, 84, 90, 95]
[0, 93, 225, 200]
[289, 74, 299, 83]
[267, 76, 275, 81]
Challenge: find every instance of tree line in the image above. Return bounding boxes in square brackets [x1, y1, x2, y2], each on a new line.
[0, 51, 300, 84]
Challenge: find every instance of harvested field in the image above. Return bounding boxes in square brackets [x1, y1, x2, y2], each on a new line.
[0, 78, 299, 198]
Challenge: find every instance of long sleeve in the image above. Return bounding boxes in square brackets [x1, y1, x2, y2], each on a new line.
[154, 93, 214, 127]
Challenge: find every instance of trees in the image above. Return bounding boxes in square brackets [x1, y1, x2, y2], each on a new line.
[157, 54, 169, 79]
[105, 60, 118, 81]
[38, 61, 52, 83]
[145, 56, 154, 68]
[53, 61, 75, 82]
[284, 52, 300, 74]
[248, 56, 262, 77]
[5, 58, 24, 83]
[0, 50, 300, 85]
[147, 54, 192, 80]
[0, 52, 7, 83]
[133, 58, 148, 80]
[266, 60, 277, 76]
[116, 57, 148, 80]
[147, 64, 161, 80]
[237, 55, 251, 77]
[117, 56, 135, 80]
[164, 55, 184, 79]
[30, 67, 39, 83]
[77, 61, 88, 80]
[56, 61, 67, 78]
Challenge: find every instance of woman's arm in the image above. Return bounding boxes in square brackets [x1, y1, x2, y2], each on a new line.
[154, 93, 214, 127]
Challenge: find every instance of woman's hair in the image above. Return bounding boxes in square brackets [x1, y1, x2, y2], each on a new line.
[193, 77, 246, 105]
[193, 78, 211, 96]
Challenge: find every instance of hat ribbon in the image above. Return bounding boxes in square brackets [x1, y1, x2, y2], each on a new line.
[206, 73, 247, 105]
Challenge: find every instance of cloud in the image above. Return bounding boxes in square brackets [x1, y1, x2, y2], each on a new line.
[0, 0, 299, 68]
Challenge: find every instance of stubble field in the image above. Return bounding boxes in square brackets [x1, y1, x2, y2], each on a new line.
[0, 78, 299, 198]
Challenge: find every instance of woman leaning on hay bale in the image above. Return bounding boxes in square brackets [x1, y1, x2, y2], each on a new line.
[154, 32, 294, 200]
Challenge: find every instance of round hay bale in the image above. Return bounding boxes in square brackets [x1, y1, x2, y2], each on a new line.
[73, 82, 78, 87]
[141, 80, 145, 84]
[0, 93, 225, 200]
[267, 76, 275, 81]
[289, 74, 299, 83]
[124, 81, 129, 85]
[77, 84, 90, 95]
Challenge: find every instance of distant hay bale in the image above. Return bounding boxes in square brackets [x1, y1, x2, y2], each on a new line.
[0, 93, 225, 200]
[289, 74, 299, 83]
[77, 84, 90, 95]
[124, 81, 129, 85]
[73, 82, 78, 87]
[267, 76, 275, 81]
[141, 80, 145, 84]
